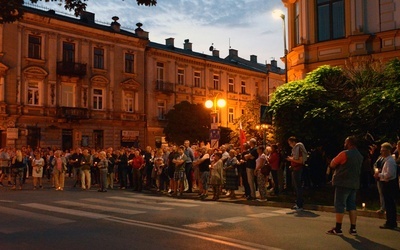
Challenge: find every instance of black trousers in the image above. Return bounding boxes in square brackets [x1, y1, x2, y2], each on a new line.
[382, 179, 398, 227]
[185, 162, 193, 192]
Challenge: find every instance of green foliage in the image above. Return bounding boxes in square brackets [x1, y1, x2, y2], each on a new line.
[163, 101, 210, 145]
[269, 60, 400, 155]
[0, 0, 157, 23]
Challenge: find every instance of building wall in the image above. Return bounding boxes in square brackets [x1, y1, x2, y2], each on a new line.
[0, 8, 147, 149]
[283, 0, 400, 81]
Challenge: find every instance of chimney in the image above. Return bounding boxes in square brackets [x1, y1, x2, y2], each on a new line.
[250, 55, 257, 63]
[135, 22, 149, 39]
[271, 59, 277, 68]
[166, 38, 174, 47]
[80, 11, 95, 23]
[212, 50, 220, 57]
[229, 48, 238, 57]
[111, 16, 120, 32]
[184, 39, 192, 51]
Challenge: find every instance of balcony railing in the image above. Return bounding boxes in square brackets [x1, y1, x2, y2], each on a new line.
[56, 107, 89, 120]
[57, 61, 87, 77]
[155, 80, 174, 93]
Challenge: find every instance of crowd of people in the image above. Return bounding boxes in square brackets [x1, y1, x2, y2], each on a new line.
[0, 137, 398, 232]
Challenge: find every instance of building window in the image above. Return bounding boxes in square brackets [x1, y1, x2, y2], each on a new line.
[255, 82, 259, 96]
[213, 75, 219, 90]
[317, 0, 345, 42]
[156, 62, 164, 82]
[94, 48, 104, 69]
[294, 2, 300, 45]
[63, 42, 75, 62]
[228, 78, 234, 92]
[93, 130, 104, 149]
[61, 84, 75, 107]
[93, 88, 103, 110]
[228, 108, 234, 123]
[27, 82, 39, 105]
[241, 109, 245, 115]
[125, 53, 134, 73]
[177, 68, 185, 85]
[241, 81, 246, 94]
[28, 35, 41, 59]
[124, 93, 134, 112]
[194, 71, 201, 88]
[157, 100, 166, 120]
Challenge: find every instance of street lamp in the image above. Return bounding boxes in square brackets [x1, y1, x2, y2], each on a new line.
[273, 9, 288, 83]
[255, 124, 268, 147]
[205, 94, 226, 148]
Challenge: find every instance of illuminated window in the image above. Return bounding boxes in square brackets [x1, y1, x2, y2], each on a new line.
[93, 88, 103, 110]
[28, 35, 41, 59]
[27, 82, 39, 105]
[317, 0, 345, 42]
[177, 69, 185, 85]
[228, 78, 234, 92]
[241, 81, 246, 94]
[213, 75, 219, 90]
[94, 48, 104, 69]
[228, 108, 234, 123]
[61, 84, 74, 107]
[194, 71, 201, 88]
[125, 53, 134, 73]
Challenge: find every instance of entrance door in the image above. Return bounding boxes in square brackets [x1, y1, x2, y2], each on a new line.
[27, 127, 40, 149]
[62, 129, 73, 151]
[93, 130, 103, 149]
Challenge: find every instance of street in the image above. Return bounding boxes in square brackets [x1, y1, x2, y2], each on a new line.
[0, 182, 399, 250]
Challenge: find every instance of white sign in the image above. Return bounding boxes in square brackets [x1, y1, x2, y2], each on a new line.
[7, 128, 19, 139]
[121, 130, 139, 142]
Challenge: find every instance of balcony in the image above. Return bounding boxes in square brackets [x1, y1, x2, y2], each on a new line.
[155, 80, 174, 94]
[56, 107, 89, 120]
[57, 61, 87, 77]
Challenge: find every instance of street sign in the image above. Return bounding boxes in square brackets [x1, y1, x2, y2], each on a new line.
[211, 139, 219, 149]
[260, 105, 272, 124]
[209, 129, 220, 140]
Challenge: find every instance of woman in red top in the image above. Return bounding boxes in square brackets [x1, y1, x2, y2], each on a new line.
[268, 144, 280, 196]
[130, 149, 145, 192]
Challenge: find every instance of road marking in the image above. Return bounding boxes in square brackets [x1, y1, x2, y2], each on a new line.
[82, 198, 172, 211]
[184, 221, 222, 229]
[0, 207, 74, 234]
[126, 193, 207, 204]
[22, 203, 108, 219]
[105, 216, 282, 250]
[159, 202, 198, 207]
[0, 200, 14, 203]
[217, 216, 252, 223]
[55, 200, 146, 215]
[271, 209, 293, 214]
[247, 212, 280, 218]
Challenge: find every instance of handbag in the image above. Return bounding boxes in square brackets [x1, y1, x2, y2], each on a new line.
[260, 162, 271, 176]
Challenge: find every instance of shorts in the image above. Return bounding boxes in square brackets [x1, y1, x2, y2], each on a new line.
[173, 170, 185, 181]
[334, 186, 357, 213]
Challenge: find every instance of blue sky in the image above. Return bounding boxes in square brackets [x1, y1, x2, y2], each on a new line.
[33, 0, 286, 67]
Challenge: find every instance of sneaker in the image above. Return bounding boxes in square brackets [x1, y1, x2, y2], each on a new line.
[376, 209, 385, 214]
[349, 228, 357, 236]
[326, 228, 343, 236]
[292, 205, 303, 211]
[379, 224, 396, 230]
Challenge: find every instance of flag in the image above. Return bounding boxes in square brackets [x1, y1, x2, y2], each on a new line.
[239, 122, 246, 151]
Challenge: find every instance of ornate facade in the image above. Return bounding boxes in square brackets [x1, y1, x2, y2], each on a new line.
[282, 0, 400, 81]
[0, 5, 283, 149]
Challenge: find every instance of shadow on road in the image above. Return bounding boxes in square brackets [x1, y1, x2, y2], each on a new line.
[339, 235, 397, 250]
[285, 210, 320, 218]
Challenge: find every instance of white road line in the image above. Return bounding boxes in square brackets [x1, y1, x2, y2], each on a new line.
[0, 207, 74, 234]
[217, 216, 252, 223]
[126, 193, 206, 204]
[0, 200, 14, 203]
[55, 200, 146, 215]
[22, 203, 108, 219]
[159, 202, 198, 207]
[105, 216, 281, 250]
[82, 198, 172, 211]
[183, 221, 222, 229]
[247, 213, 280, 218]
[271, 209, 293, 214]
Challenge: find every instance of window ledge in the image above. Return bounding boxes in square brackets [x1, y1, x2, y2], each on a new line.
[25, 57, 45, 63]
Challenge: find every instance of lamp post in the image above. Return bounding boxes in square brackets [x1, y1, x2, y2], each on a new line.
[205, 94, 226, 148]
[255, 124, 268, 147]
[273, 9, 288, 83]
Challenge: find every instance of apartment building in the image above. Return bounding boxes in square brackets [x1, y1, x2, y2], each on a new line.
[0, 5, 283, 149]
[282, 0, 400, 81]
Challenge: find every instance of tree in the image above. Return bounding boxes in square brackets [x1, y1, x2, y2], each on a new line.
[0, 0, 157, 24]
[163, 101, 210, 145]
[269, 59, 400, 156]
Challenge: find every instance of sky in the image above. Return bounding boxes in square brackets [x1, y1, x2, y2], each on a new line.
[31, 0, 287, 68]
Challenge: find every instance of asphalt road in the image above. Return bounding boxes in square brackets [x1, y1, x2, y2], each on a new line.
[0, 180, 399, 250]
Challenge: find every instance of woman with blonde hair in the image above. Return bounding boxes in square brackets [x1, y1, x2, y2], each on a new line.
[97, 151, 108, 192]
[32, 151, 45, 189]
[52, 150, 67, 191]
[11, 150, 25, 190]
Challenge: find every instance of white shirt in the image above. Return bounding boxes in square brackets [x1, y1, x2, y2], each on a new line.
[379, 155, 397, 182]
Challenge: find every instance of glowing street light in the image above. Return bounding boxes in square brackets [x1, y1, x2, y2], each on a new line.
[273, 9, 288, 83]
[205, 94, 226, 148]
[256, 124, 268, 147]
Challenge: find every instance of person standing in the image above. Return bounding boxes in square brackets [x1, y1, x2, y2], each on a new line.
[373, 155, 386, 213]
[184, 140, 195, 193]
[52, 150, 67, 191]
[0, 148, 11, 187]
[269, 144, 280, 196]
[254, 146, 268, 201]
[32, 151, 45, 189]
[244, 138, 258, 200]
[11, 150, 25, 190]
[97, 151, 108, 192]
[172, 146, 187, 196]
[130, 149, 145, 192]
[210, 152, 224, 201]
[326, 136, 363, 236]
[80, 149, 91, 190]
[223, 149, 239, 199]
[374, 142, 398, 230]
[286, 136, 308, 211]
